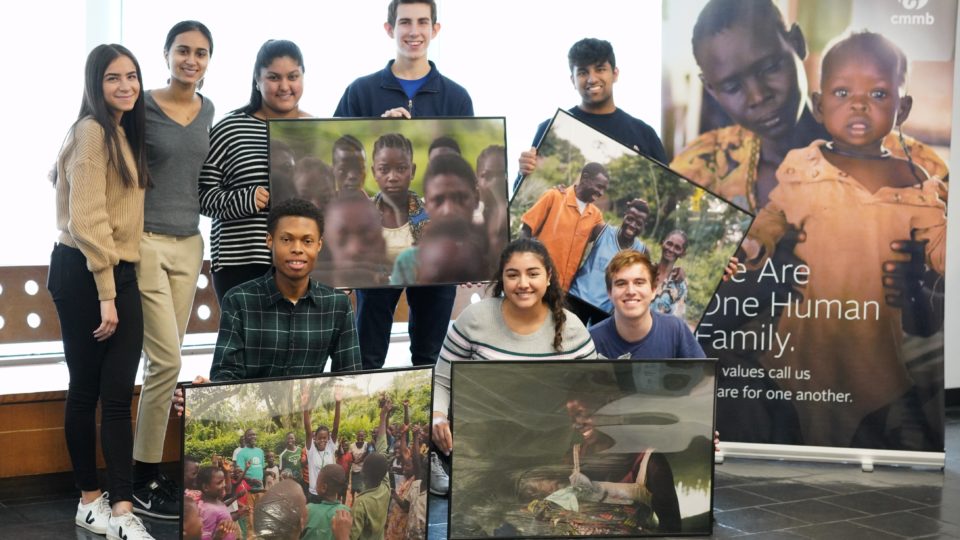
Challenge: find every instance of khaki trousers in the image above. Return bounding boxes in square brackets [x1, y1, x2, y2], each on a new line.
[133, 232, 204, 462]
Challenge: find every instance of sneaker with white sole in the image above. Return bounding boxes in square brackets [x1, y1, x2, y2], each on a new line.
[429, 451, 450, 496]
[75, 491, 111, 535]
[107, 512, 155, 540]
[132, 479, 179, 520]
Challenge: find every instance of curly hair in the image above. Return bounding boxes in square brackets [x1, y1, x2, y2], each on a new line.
[491, 238, 567, 352]
[267, 198, 324, 236]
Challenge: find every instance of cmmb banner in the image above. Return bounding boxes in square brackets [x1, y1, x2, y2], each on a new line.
[662, 0, 955, 454]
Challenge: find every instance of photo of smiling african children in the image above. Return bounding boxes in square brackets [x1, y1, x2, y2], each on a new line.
[449, 360, 717, 539]
[268, 117, 508, 290]
[182, 367, 434, 540]
[511, 109, 753, 330]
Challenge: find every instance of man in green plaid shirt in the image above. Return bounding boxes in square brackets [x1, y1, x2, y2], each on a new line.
[210, 199, 361, 380]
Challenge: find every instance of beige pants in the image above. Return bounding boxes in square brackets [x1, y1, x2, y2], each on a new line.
[133, 232, 204, 462]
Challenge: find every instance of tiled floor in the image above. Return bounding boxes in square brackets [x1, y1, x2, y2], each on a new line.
[1, 406, 956, 539]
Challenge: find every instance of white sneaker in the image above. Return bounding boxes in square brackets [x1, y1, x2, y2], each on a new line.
[107, 512, 155, 540]
[75, 491, 111, 535]
[429, 451, 450, 496]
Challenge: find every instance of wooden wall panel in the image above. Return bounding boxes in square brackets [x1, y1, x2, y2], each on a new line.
[0, 391, 181, 479]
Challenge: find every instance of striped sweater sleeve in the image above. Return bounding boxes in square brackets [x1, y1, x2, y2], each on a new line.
[198, 114, 260, 221]
[434, 321, 474, 415]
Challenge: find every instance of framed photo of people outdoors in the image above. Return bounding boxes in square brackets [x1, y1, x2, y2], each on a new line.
[448, 359, 717, 538]
[268, 117, 509, 289]
[511, 109, 753, 329]
[181, 367, 434, 540]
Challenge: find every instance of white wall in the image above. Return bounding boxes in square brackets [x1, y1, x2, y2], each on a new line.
[0, 0, 956, 391]
[0, 0, 661, 268]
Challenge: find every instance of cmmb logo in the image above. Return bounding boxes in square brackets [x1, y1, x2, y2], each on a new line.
[893, 0, 935, 24]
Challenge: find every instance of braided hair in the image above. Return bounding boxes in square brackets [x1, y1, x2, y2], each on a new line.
[491, 238, 567, 352]
[372, 132, 414, 162]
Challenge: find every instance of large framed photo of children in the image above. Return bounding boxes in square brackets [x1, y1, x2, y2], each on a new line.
[510, 109, 753, 330]
[449, 359, 717, 539]
[661, 0, 952, 454]
[181, 367, 434, 540]
[268, 117, 509, 289]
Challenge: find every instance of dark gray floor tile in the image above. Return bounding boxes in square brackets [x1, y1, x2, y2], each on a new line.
[914, 505, 960, 527]
[761, 499, 868, 524]
[12, 498, 80, 522]
[739, 531, 807, 539]
[709, 523, 750, 538]
[877, 485, 947, 505]
[788, 520, 905, 540]
[0, 520, 106, 540]
[0, 506, 27, 526]
[852, 511, 960, 538]
[798, 480, 882, 494]
[821, 491, 925, 514]
[737, 481, 836, 502]
[715, 470, 758, 488]
[714, 507, 806, 534]
[714, 487, 779, 511]
[143, 519, 179, 539]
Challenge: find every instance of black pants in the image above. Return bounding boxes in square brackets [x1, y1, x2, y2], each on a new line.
[212, 263, 272, 305]
[48, 244, 143, 504]
[565, 294, 611, 327]
[355, 285, 457, 369]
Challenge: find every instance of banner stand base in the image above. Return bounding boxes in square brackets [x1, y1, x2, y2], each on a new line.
[715, 442, 945, 472]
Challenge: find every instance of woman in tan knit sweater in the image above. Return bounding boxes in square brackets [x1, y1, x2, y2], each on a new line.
[48, 44, 155, 540]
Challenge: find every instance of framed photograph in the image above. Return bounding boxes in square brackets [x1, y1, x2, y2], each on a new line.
[182, 367, 434, 540]
[511, 109, 753, 329]
[449, 359, 717, 538]
[269, 117, 509, 289]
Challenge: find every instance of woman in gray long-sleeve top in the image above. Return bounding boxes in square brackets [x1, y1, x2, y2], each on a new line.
[131, 20, 216, 520]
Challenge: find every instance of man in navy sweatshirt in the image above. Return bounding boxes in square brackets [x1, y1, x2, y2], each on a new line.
[334, 0, 472, 119]
[333, 0, 474, 374]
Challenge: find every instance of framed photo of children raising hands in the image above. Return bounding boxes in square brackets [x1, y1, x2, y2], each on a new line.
[268, 117, 509, 289]
[181, 367, 434, 540]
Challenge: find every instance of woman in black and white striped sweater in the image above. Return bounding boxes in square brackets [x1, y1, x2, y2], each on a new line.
[200, 39, 310, 303]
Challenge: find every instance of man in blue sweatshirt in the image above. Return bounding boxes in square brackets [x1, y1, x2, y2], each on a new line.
[334, 0, 474, 374]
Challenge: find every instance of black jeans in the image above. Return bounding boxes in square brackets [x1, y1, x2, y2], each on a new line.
[48, 244, 143, 505]
[212, 263, 272, 306]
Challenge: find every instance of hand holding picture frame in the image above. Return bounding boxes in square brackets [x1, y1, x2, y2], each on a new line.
[511, 109, 753, 330]
[269, 117, 509, 290]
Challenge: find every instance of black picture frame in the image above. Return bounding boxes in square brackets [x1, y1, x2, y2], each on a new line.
[511, 109, 753, 330]
[181, 366, 435, 540]
[268, 117, 510, 289]
[449, 359, 717, 538]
